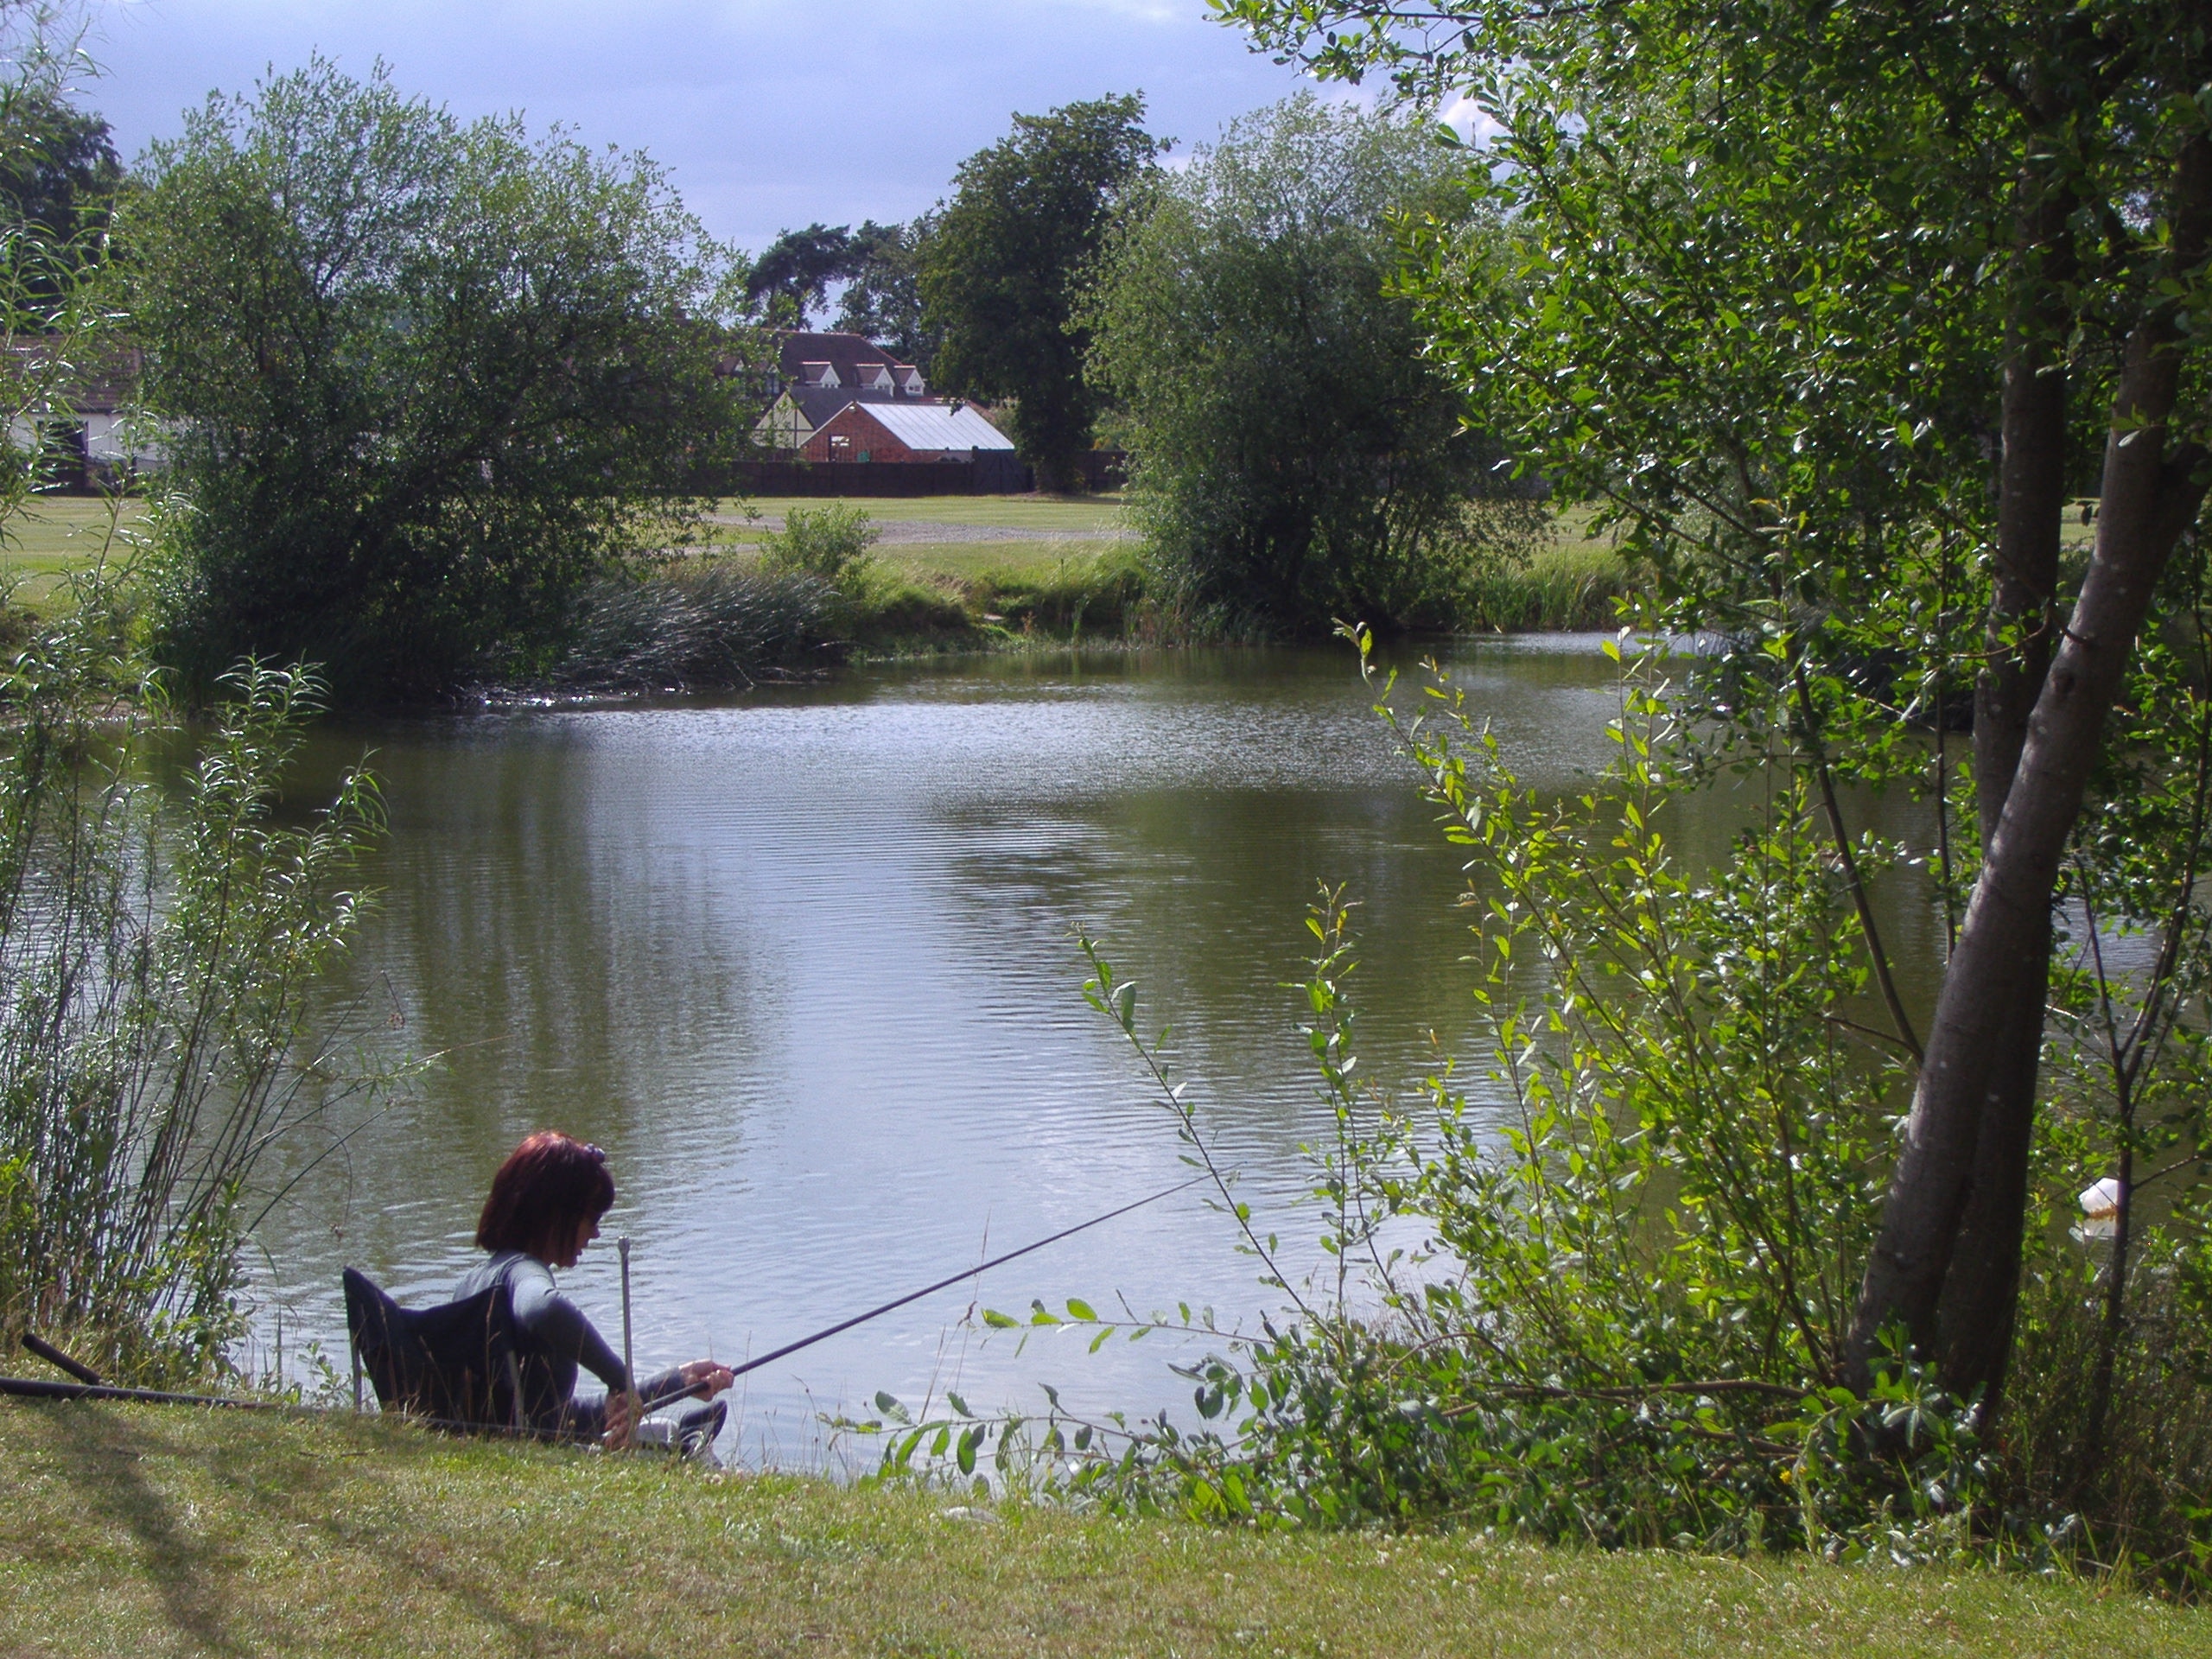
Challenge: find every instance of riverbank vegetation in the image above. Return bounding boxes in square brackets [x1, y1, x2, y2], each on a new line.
[1, 492, 1617, 686]
[0, 583, 384, 1384]
[3, 1402, 2204, 1658]
[828, 0, 2212, 1600]
[0, 11, 394, 1384]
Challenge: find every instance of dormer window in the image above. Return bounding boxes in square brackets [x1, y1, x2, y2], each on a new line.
[895, 367, 925, 396]
[800, 361, 840, 388]
[858, 364, 894, 391]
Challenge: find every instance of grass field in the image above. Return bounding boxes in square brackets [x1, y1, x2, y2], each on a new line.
[0, 1402, 2200, 1658]
[0, 494, 148, 607]
[699, 497, 1133, 594]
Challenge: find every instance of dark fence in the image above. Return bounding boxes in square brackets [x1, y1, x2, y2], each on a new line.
[702, 449, 1127, 499]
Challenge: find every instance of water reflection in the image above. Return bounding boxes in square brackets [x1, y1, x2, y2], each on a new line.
[246, 636, 1933, 1465]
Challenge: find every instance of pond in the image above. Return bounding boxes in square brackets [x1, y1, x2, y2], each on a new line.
[251, 635, 1940, 1467]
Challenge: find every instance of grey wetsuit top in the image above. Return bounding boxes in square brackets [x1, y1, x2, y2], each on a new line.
[452, 1250, 683, 1408]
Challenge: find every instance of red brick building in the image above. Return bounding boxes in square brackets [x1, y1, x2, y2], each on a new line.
[800, 399, 1017, 464]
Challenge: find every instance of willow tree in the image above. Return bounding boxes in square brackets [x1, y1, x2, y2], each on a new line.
[1213, 0, 2212, 1421]
[1086, 95, 1541, 635]
[126, 60, 745, 704]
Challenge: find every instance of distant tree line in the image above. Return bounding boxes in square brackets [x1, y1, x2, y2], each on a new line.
[2, 48, 1540, 703]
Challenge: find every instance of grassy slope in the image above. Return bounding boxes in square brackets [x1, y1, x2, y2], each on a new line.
[1, 1404, 2202, 1659]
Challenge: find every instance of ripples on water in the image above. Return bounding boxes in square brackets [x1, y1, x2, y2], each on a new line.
[247, 638, 1652, 1466]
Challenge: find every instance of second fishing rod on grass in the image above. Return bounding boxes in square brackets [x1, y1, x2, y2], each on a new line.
[449, 1131, 1205, 1446]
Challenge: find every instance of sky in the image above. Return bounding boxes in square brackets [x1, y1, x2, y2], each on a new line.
[82, 0, 1328, 253]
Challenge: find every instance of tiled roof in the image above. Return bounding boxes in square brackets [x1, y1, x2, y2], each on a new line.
[774, 330, 911, 385]
[790, 385, 895, 428]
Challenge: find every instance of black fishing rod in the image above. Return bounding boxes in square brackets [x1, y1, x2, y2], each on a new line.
[3, 1334, 286, 1411]
[0, 1176, 1208, 1427]
[636, 1173, 1208, 1416]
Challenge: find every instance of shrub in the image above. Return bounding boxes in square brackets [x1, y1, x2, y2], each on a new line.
[0, 581, 383, 1384]
[856, 634, 2212, 1596]
[757, 504, 882, 595]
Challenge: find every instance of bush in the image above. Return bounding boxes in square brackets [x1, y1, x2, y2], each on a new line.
[962, 547, 1148, 639]
[1465, 537, 1638, 632]
[756, 504, 881, 594]
[0, 580, 383, 1384]
[855, 635, 2212, 1597]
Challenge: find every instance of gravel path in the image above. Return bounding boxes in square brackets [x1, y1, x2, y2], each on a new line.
[709, 512, 1133, 544]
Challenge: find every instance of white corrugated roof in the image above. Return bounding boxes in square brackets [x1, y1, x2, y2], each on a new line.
[859, 402, 1016, 452]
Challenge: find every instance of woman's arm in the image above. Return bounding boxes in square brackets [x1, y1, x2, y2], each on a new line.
[505, 1268, 652, 1393]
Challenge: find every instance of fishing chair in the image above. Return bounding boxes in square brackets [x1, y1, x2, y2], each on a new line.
[341, 1267, 552, 1437]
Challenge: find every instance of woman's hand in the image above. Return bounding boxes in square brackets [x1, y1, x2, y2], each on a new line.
[678, 1360, 735, 1399]
[601, 1389, 636, 1449]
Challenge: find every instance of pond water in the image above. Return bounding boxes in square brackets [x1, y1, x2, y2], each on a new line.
[251, 635, 1940, 1467]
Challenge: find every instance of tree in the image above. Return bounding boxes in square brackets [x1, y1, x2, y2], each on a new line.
[1086, 95, 1539, 634]
[0, 4, 117, 493]
[920, 94, 1160, 493]
[744, 220, 855, 325]
[124, 60, 744, 703]
[0, 88, 118, 234]
[1211, 0, 2212, 1424]
[742, 217, 938, 367]
[833, 217, 938, 371]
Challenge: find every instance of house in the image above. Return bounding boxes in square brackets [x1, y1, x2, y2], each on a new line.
[752, 329, 932, 451]
[800, 399, 1015, 464]
[4, 342, 163, 484]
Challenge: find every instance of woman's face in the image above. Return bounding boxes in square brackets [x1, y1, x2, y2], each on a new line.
[550, 1211, 601, 1269]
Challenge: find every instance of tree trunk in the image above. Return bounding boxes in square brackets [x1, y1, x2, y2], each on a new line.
[1928, 183, 2074, 1413]
[1847, 132, 2212, 1393]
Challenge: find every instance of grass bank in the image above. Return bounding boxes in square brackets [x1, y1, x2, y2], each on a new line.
[0, 494, 147, 610]
[702, 494, 1147, 656]
[0, 493, 1639, 667]
[0, 1402, 2202, 1657]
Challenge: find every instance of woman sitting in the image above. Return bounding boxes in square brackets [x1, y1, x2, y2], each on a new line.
[454, 1130, 733, 1446]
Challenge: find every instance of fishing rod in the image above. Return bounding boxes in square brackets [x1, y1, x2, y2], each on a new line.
[0, 1175, 1209, 1427]
[635, 1172, 1208, 1416]
[3, 1333, 285, 1411]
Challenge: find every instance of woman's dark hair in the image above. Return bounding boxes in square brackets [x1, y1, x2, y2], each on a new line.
[475, 1132, 614, 1259]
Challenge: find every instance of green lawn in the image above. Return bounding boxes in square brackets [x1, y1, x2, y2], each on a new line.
[0, 494, 147, 607]
[694, 496, 1134, 588]
[874, 541, 1134, 586]
[0, 1402, 2202, 1657]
